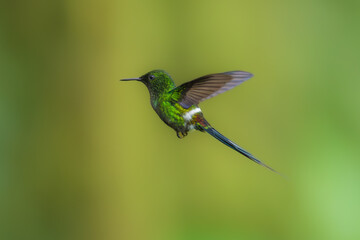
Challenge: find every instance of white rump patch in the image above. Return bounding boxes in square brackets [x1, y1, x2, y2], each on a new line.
[187, 124, 196, 132]
[183, 107, 201, 122]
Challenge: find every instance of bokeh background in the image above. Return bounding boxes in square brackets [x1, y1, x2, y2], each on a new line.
[1, 0, 360, 239]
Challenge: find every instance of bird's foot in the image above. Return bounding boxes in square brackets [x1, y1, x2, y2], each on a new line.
[176, 131, 188, 139]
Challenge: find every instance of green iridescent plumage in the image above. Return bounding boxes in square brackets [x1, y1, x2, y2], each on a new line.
[121, 70, 278, 173]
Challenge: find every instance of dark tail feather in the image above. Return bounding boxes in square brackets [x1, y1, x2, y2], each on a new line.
[202, 126, 280, 174]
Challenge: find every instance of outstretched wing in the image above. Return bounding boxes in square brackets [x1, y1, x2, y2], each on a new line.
[170, 71, 253, 108]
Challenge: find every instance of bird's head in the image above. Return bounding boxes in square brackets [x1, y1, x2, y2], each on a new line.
[121, 70, 175, 95]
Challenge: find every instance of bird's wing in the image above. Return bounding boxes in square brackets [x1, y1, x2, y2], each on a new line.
[169, 71, 253, 109]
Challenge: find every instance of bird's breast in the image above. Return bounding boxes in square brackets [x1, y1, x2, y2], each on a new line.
[152, 98, 203, 133]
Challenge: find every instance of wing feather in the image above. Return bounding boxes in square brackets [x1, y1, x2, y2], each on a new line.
[170, 71, 253, 108]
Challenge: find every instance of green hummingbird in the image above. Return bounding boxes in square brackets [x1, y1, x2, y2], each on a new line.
[121, 70, 277, 173]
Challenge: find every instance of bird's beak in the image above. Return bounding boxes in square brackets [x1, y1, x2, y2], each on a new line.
[120, 78, 141, 81]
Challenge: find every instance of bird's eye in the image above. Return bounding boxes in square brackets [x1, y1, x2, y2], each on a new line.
[148, 75, 155, 80]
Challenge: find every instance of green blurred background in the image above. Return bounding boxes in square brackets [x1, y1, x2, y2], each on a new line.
[1, 0, 360, 239]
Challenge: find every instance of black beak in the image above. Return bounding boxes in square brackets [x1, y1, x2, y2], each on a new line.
[120, 78, 141, 81]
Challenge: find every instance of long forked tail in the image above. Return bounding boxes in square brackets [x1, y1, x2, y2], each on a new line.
[196, 119, 279, 174]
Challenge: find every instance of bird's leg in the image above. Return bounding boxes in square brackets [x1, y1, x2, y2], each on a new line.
[177, 131, 184, 139]
[176, 131, 188, 139]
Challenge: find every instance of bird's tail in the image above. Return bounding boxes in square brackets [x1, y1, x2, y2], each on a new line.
[195, 118, 279, 174]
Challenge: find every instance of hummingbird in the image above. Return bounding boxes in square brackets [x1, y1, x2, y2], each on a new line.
[121, 70, 277, 173]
